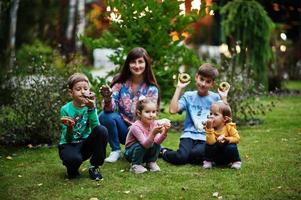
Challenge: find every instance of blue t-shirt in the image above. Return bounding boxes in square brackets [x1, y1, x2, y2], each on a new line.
[178, 90, 220, 141]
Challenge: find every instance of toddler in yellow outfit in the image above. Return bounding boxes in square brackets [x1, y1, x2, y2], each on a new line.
[203, 101, 241, 169]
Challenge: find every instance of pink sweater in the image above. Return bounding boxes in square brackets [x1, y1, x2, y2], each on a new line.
[125, 120, 167, 149]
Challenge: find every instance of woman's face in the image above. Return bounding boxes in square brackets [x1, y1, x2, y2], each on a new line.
[129, 57, 146, 77]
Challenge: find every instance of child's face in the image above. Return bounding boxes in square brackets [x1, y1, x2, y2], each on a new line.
[195, 74, 214, 96]
[209, 104, 225, 129]
[129, 57, 146, 77]
[138, 102, 158, 126]
[69, 81, 90, 107]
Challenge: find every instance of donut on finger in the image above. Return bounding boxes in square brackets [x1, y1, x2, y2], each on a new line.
[219, 82, 230, 92]
[178, 73, 191, 83]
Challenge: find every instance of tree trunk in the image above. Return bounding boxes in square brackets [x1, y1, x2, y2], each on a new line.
[75, 0, 85, 51]
[66, 0, 77, 40]
[8, 0, 20, 69]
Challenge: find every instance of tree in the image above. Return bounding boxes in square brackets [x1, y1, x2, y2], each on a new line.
[83, 0, 208, 101]
[75, 0, 86, 51]
[8, 0, 20, 69]
[220, 0, 274, 89]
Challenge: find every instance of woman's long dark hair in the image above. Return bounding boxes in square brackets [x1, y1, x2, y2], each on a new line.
[111, 47, 159, 89]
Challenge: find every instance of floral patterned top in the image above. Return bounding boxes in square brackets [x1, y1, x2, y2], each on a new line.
[102, 80, 159, 125]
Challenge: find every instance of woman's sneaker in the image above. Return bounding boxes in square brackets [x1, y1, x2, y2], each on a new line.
[105, 150, 121, 163]
[203, 160, 213, 169]
[130, 164, 148, 174]
[146, 162, 161, 172]
[89, 166, 103, 181]
[230, 161, 241, 169]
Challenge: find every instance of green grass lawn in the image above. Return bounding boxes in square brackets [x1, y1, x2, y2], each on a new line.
[283, 80, 301, 91]
[1, 96, 301, 200]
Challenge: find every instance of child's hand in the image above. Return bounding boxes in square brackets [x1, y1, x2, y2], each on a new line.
[218, 84, 230, 98]
[152, 125, 164, 135]
[161, 126, 169, 136]
[177, 75, 191, 89]
[217, 135, 228, 144]
[99, 84, 112, 101]
[205, 119, 213, 129]
[82, 91, 96, 109]
[61, 116, 75, 127]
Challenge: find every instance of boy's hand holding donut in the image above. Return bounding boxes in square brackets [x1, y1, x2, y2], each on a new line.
[61, 116, 75, 127]
[218, 82, 230, 98]
[82, 91, 96, 109]
[177, 73, 191, 89]
[99, 84, 112, 102]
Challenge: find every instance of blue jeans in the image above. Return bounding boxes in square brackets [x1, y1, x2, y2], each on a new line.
[98, 111, 129, 151]
[204, 143, 241, 165]
[162, 138, 205, 165]
[124, 142, 160, 165]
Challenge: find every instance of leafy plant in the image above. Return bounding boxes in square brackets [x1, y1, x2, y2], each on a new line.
[15, 40, 54, 75]
[83, 0, 208, 101]
[0, 41, 83, 145]
[217, 54, 276, 124]
[220, 0, 275, 89]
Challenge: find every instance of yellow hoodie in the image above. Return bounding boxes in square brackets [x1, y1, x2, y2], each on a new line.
[205, 123, 240, 145]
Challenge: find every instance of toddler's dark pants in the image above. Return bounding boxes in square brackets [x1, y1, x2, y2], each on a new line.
[58, 125, 108, 176]
[204, 143, 241, 165]
[162, 138, 205, 165]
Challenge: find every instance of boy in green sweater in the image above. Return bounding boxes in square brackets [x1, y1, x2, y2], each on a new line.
[58, 73, 108, 180]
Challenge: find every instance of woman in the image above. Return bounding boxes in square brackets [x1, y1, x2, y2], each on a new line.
[99, 47, 159, 162]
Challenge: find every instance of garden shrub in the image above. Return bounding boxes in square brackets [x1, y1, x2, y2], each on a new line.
[217, 55, 276, 124]
[15, 40, 54, 75]
[0, 42, 83, 145]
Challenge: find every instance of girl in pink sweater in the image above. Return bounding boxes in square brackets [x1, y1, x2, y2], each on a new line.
[124, 97, 171, 174]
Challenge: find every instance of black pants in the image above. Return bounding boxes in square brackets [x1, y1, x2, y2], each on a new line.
[162, 138, 205, 165]
[204, 143, 241, 165]
[58, 125, 108, 176]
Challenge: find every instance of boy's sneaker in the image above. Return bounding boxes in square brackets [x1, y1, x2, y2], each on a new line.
[203, 160, 213, 169]
[130, 164, 148, 174]
[159, 146, 172, 158]
[146, 162, 161, 172]
[89, 166, 103, 181]
[105, 150, 121, 163]
[230, 161, 241, 170]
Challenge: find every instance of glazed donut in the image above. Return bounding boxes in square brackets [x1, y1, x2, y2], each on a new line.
[60, 116, 75, 126]
[82, 91, 95, 100]
[219, 82, 230, 92]
[99, 84, 112, 98]
[179, 73, 191, 83]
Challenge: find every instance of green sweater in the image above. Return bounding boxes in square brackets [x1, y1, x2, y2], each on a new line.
[59, 101, 100, 145]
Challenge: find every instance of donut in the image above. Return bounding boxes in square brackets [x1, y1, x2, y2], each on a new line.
[82, 91, 95, 100]
[99, 84, 112, 98]
[179, 73, 191, 83]
[219, 82, 230, 92]
[157, 118, 171, 128]
[60, 116, 75, 126]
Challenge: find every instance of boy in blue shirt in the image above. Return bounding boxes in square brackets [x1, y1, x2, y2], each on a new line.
[58, 73, 108, 180]
[161, 63, 228, 165]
